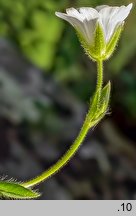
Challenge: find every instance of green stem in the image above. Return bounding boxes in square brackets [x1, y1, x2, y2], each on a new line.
[22, 118, 90, 188]
[21, 60, 104, 188]
[96, 60, 103, 100]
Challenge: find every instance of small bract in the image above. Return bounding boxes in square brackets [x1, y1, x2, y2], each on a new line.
[56, 4, 133, 61]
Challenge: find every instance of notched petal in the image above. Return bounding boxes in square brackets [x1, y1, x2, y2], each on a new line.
[78, 7, 99, 21]
[66, 8, 84, 21]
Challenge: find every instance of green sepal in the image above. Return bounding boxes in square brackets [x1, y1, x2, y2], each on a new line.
[105, 24, 124, 60]
[91, 22, 106, 60]
[0, 181, 40, 199]
[76, 30, 97, 61]
[76, 23, 106, 61]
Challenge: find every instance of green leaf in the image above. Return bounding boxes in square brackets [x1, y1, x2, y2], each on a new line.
[0, 181, 40, 199]
[89, 89, 100, 118]
[99, 81, 111, 115]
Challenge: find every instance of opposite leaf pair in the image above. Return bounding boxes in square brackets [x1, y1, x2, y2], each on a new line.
[88, 81, 111, 128]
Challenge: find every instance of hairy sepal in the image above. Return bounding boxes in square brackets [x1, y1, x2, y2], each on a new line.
[105, 24, 124, 60]
[91, 22, 106, 60]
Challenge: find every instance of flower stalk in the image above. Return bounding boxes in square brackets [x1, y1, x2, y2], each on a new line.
[21, 3, 133, 189]
[22, 118, 90, 188]
[21, 59, 104, 188]
[96, 60, 103, 101]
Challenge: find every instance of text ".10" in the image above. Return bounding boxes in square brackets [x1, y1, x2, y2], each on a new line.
[121, 203, 132, 211]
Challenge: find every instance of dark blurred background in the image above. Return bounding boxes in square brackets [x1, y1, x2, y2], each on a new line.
[0, 0, 136, 200]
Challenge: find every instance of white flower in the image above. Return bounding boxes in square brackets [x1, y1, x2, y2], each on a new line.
[55, 4, 133, 60]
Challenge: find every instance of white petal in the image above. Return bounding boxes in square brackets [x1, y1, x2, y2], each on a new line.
[96, 5, 109, 12]
[78, 7, 99, 21]
[98, 3, 133, 42]
[55, 12, 93, 44]
[55, 12, 83, 27]
[113, 3, 133, 23]
[98, 7, 119, 41]
[83, 18, 98, 44]
[66, 8, 84, 21]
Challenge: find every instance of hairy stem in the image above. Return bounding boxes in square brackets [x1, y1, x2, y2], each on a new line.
[22, 118, 90, 188]
[22, 60, 104, 188]
[96, 60, 103, 101]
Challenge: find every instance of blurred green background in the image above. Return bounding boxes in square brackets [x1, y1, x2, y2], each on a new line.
[0, 0, 136, 199]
